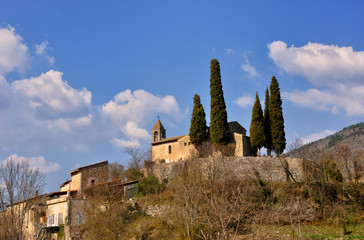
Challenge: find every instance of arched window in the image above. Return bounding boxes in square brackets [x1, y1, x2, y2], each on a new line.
[168, 145, 172, 154]
[154, 131, 159, 142]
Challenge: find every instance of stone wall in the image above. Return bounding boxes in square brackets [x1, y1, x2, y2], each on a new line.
[70, 173, 81, 191]
[151, 135, 197, 162]
[80, 163, 108, 191]
[145, 156, 303, 183]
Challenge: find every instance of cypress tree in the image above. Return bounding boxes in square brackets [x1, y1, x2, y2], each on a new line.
[209, 59, 230, 146]
[250, 92, 265, 155]
[189, 94, 209, 145]
[269, 76, 286, 155]
[263, 87, 273, 156]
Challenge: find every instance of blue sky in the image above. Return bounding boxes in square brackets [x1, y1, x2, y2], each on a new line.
[0, 1, 364, 192]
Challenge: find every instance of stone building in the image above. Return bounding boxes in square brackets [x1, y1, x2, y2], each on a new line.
[150, 119, 253, 162]
[2, 160, 138, 240]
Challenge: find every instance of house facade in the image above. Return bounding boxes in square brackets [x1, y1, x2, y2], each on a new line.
[3, 160, 138, 240]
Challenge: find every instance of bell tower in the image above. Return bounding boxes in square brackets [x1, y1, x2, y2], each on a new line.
[152, 118, 166, 143]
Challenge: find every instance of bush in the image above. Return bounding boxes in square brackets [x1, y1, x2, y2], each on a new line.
[136, 175, 167, 196]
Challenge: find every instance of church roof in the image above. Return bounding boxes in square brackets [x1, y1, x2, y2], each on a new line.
[151, 135, 187, 145]
[152, 119, 165, 130]
[228, 121, 247, 135]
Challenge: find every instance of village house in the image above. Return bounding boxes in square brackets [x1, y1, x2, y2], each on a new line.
[2, 160, 138, 240]
[150, 119, 253, 162]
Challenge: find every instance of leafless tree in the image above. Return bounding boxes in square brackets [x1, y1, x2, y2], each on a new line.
[109, 162, 125, 180]
[0, 158, 45, 240]
[124, 146, 149, 170]
[83, 183, 130, 240]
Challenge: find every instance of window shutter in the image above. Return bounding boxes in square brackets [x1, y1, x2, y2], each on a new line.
[58, 213, 63, 225]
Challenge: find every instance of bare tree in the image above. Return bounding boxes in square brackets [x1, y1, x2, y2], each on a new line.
[109, 162, 125, 180]
[0, 158, 45, 240]
[83, 183, 130, 240]
[124, 146, 149, 170]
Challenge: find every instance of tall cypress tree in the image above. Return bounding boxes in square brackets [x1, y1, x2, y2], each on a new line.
[263, 87, 272, 156]
[269, 76, 286, 155]
[250, 92, 265, 155]
[209, 59, 230, 146]
[189, 94, 209, 145]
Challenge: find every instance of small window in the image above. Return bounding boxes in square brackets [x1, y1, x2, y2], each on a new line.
[184, 142, 186, 146]
[188, 142, 191, 145]
[168, 145, 172, 154]
[154, 131, 159, 142]
[91, 179, 95, 185]
[75, 212, 83, 226]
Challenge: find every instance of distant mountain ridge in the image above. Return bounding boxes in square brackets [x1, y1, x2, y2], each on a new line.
[288, 122, 364, 157]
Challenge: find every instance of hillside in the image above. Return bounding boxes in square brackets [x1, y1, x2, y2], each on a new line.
[288, 122, 364, 157]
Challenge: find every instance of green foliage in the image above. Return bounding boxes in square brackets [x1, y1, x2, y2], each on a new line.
[327, 134, 344, 148]
[124, 167, 143, 181]
[136, 175, 167, 196]
[209, 59, 230, 146]
[325, 160, 343, 182]
[189, 94, 209, 145]
[250, 93, 265, 153]
[58, 224, 65, 240]
[264, 87, 272, 152]
[269, 76, 286, 155]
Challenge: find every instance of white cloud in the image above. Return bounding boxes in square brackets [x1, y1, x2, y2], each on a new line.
[2, 154, 61, 173]
[111, 138, 140, 148]
[0, 26, 184, 152]
[301, 130, 336, 145]
[268, 41, 364, 87]
[234, 95, 254, 108]
[270, 41, 364, 116]
[0, 26, 30, 75]
[101, 89, 183, 147]
[283, 84, 364, 116]
[12, 70, 92, 120]
[241, 54, 258, 78]
[225, 48, 234, 54]
[35, 41, 55, 65]
[241, 63, 258, 78]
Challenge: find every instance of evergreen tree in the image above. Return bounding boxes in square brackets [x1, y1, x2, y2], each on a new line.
[250, 92, 265, 155]
[269, 76, 286, 155]
[189, 94, 209, 145]
[263, 87, 273, 156]
[209, 59, 230, 146]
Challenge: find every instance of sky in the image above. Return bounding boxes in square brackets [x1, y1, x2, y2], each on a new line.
[0, 1, 364, 193]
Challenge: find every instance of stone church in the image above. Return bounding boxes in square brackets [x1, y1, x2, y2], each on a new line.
[150, 119, 252, 162]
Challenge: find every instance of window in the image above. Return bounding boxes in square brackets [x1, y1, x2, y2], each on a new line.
[75, 212, 83, 226]
[154, 131, 159, 142]
[91, 179, 95, 185]
[184, 142, 186, 146]
[168, 145, 172, 154]
[58, 213, 63, 225]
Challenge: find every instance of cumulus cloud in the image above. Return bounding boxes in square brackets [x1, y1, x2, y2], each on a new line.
[0, 26, 184, 152]
[301, 129, 336, 145]
[2, 154, 61, 173]
[269, 41, 364, 116]
[234, 95, 254, 108]
[283, 84, 364, 116]
[35, 41, 55, 65]
[101, 89, 183, 147]
[12, 70, 92, 120]
[268, 41, 364, 87]
[0, 26, 30, 75]
[0, 70, 93, 149]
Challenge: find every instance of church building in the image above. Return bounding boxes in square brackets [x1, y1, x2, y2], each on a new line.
[150, 119, 253, 162]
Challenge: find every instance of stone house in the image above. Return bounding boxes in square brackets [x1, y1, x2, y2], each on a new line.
[3, 160, 139, 240]
[150, 119, 253, 162]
